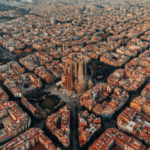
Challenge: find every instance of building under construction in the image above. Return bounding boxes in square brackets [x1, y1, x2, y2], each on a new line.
[61, 57, 88, 95]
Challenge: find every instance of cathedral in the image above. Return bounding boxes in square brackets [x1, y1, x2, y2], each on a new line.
[61, 57, 87, 95]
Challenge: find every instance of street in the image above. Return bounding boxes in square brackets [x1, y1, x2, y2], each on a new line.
[0, 46, 15, 61]
[46, 86, 77, 150]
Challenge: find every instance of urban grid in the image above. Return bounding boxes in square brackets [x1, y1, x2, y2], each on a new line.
[0, 0, 150, 150]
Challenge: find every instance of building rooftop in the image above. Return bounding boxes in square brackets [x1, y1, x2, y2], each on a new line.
[1, 128, 61, 150]
[3, 73, 42, 97]
[46, 104, 70, 147]
[0, 101, 31, 144]
[88, 128, 149, 150]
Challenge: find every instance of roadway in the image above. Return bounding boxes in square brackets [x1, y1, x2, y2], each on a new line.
[46, 85, 80, 106]
[0, 46, 15, 61]
[46, 86, 77, 150]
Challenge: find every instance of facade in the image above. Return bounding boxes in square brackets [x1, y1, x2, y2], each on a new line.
[34, 66, 54, 84]
[125, 50, 150, 77]
[108, 69, 146, 92]
[88, 128, 148, 150]
[61, 57, 88, 94]
[46, 104, 70, 147]
[4, 73, 42, 97]
[21, 97, 39, 116]
[19, 53, 57, 83]
[80, 83, 129, 119]
[141, 83, 150, 99]
[100, 52, 130, 67]
[0, 101, 31, 144]
[78, 110, 101, 146]
[1, 128, 61, 150]
[0, 87, 9, 104]
[19, 54, 38, 71]
[117, 107, 150, 145]
[45, 60, 64, 79]
[0, 61, 25, 81]
[130, 96, 150, 116]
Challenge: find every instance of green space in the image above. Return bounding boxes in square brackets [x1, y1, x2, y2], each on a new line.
[41, 98, 54, 108]
[91, 62, 98, 77]
[28, 91, 66, 115]
[39, 94, 61, 110]
[90, 61, 116, 80]
[91, 62, 97, 69]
